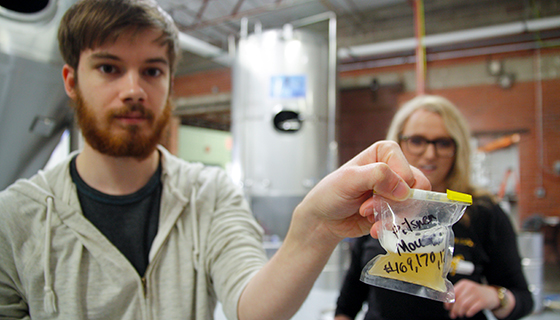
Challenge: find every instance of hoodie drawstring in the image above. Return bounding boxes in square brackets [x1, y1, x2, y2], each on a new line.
[190, 187, 200, 271]
[43, 196, 57, 314]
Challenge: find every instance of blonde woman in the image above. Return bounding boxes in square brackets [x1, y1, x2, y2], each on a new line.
[335, 95, 533, 320]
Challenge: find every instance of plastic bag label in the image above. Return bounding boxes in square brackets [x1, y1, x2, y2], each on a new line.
[367, 221, 448, 293]
[367, 250, 446, 292]
[360, 190, 470, 302]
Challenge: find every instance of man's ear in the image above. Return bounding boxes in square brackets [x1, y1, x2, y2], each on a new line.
[62, 64, 78, 100]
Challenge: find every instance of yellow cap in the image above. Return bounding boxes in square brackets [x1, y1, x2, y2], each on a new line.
[446, 189, 473, 205]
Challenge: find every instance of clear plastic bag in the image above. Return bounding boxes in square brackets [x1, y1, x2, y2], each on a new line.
[360, 189, 472, 303]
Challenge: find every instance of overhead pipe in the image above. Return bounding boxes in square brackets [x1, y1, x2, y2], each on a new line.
[338, 15, 560, 60]
[338, 40, 560, 72]
[178, 32, 232, 66]
[177, 13, 560, 69]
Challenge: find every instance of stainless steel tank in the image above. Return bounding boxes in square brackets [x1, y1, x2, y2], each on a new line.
[231, 21, 337, 238]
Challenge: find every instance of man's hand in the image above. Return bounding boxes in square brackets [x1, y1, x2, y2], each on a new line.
[294, 140, 430, 242]
[238, 140, 430, 320]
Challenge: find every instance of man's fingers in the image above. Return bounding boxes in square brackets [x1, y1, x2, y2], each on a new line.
[370, 221, 381, 238]
[354, 162, 411, 201]
[410, 166, 431, 190]
[345, 141, 417, 189]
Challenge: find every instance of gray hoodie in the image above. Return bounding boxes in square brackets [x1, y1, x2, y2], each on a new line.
[0, 146, 267, 320]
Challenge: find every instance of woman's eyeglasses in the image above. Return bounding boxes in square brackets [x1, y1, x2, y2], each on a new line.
[400, 135, 456, 158]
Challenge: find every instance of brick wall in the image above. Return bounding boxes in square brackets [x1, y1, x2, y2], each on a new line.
[337, 69, 560, 224]
[173, 68, 231, 97]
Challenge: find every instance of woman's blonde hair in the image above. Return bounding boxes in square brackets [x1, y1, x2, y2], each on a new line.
[386, 95, 476, 194]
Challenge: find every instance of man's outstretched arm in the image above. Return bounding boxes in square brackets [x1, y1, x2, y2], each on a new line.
[238, 140, 430, 320]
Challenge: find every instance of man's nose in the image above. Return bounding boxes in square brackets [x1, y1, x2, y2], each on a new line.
[119, 71, 147, 103]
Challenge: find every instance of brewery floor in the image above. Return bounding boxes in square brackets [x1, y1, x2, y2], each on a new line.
[214, 261, 560, 320]
[524, 310, 560, 320]
[290, 252, 560, 320]
[495, 260, 560, 320]
[215, 234, 560, 320]
[529, 261, 560, 319]
[543, 261, 560, 294]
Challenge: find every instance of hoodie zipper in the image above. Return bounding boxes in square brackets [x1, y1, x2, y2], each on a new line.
[141, 276, 151, 320]
[141, 276, 147, 297]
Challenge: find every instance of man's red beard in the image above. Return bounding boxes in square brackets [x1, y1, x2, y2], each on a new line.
[73, 89, 172, 160]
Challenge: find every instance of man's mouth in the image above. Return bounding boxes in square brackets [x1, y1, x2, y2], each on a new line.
[114, 112, 147, 124]
[111, 104, 153, 125]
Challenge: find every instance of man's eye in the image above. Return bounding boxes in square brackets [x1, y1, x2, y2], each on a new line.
[145, 68, 162, 77]
[98, 65, 116, 74]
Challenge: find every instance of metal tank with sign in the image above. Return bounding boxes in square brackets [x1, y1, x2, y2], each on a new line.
[231, 17, 337, 239]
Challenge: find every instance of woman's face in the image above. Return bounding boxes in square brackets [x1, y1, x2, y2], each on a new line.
[400, 109, 455, 192]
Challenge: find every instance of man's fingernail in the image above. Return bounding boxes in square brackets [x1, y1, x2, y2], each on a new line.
[392, 181, 410, 200]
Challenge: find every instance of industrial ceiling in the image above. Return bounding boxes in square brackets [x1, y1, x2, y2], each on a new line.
[152, 0, 560, 130]
[155, 0, 560, 76]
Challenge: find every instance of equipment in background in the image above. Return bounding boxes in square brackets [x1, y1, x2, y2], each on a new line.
[0, 0, 76, 190]
[231, 17, 337, 239]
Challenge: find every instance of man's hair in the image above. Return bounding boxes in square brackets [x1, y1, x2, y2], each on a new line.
[58, 0, 180, 73]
